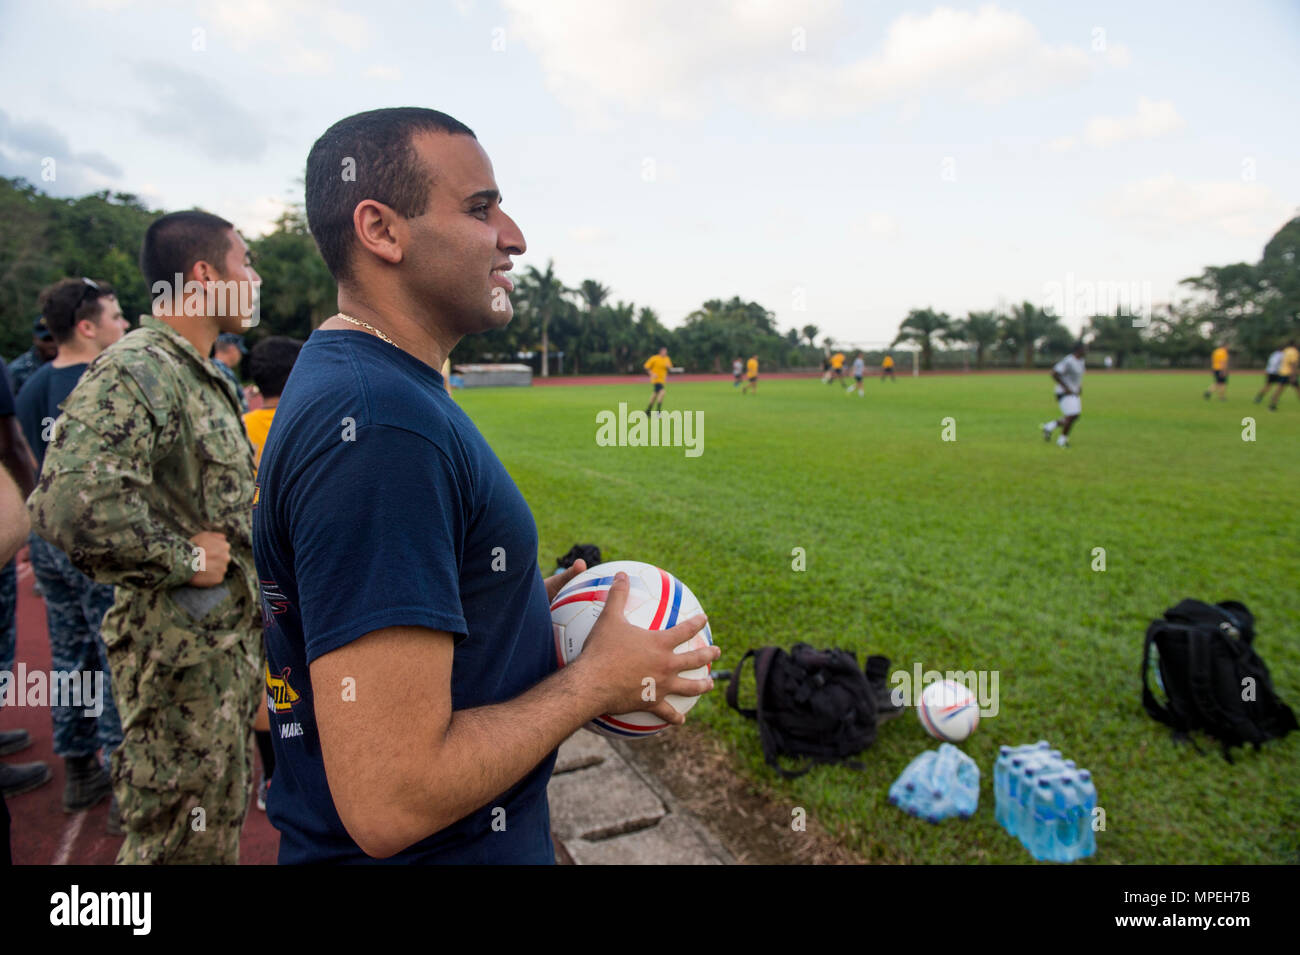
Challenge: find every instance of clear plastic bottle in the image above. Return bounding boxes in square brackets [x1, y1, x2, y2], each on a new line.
[1073, 770, 1098, 860]
[1029, 776, 1060, 860]
[994, 745, 1014, 829]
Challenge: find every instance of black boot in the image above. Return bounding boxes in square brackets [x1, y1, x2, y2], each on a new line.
[0, 761, 52, 798]
[0, 728, 32, 757]
[63, 754, 112, 813]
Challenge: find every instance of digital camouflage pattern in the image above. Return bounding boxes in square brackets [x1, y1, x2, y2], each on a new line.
[29, 314, 261, 864]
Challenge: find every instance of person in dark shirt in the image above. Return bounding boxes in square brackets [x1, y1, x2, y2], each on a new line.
[6, 317, 59, 396]
[16, 278, 129, 822]
[253, 107, 719, 863]
[213, 332, 249, 412]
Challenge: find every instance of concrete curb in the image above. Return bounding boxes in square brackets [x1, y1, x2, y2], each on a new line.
[548, 731, 735, 865]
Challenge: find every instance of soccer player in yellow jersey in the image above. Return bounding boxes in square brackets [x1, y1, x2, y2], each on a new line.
[742, 354, 759, 394]
[882, 353, 895, 381]
[1204, 343, 1229, 401]
[644, 346, 672, 415]
[242, 335, 301, 810]
[1264, 339, 1300, 411]
[828, 351, 845, 385]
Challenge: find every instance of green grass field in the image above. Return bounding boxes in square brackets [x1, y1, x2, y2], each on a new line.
[459, 372, 1299, 864]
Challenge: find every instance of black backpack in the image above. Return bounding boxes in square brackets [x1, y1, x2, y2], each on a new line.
[726, 644, 895, 778]
[1142, 599, 1297, 762]
[556, 544, 602, 570]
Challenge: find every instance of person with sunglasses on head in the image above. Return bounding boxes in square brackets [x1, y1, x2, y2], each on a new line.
[6, 317, 59, 397]
[16, 278, 130, 828]
[29, 212, 264, 864]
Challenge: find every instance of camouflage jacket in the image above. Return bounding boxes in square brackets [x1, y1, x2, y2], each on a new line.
[28, 314, 260, 671]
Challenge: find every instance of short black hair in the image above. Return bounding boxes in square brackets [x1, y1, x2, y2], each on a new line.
[305, 107, 477, 282]
[248, 336, 303, 399]
[38, 278, 116, 344]
[140, 210, 235, 293]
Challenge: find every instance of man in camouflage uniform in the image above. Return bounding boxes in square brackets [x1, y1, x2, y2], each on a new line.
[29, 210, 263, 864]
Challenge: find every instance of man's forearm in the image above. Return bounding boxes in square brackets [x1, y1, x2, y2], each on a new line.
[391, 662, 604, 853]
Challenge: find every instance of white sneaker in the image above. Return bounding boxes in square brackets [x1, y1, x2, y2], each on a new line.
[1042, 422, 1055, 441]
[1057, 435, 1069, 448]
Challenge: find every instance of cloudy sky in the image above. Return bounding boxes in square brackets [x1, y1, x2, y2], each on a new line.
[1, 0, 1297, 343]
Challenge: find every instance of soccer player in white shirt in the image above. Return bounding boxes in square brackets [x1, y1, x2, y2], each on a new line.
[1042, 341, 1087, 448]
[848, 353, 865, 396]
[1254, 348, 1285, 404]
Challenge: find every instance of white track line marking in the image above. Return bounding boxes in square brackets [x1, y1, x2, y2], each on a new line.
[52, 812, 88, 865]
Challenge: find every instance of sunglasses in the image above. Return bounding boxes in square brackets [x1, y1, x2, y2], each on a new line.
[70, 277, 102, 315]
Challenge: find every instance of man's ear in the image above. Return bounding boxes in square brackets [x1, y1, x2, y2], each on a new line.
[352, 200, 405, 268]
[191, 259, 220, 284]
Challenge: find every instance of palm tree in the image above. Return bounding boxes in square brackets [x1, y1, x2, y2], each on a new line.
[1005, 301, 1065, 368]
[801, 324, 820, 348]
[518, 260, 566, 376]
[949, 310, 1001, 368]
[892, 308, 951, 371]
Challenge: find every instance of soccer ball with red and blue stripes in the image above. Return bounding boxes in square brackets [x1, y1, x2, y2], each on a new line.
[550, 560, 714, 739]
[918, 679, 980, 743]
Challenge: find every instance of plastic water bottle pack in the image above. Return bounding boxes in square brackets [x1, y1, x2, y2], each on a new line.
[993, 741, 1097, 862]
[888, 743, 979, 822]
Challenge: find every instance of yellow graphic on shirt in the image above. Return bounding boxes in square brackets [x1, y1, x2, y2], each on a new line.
[266, 662, 302, 713]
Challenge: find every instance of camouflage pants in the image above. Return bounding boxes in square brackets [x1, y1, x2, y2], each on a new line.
[27, 535, 123, 758]
[0, 560, 13, 694]
[111, 643, 259, 865]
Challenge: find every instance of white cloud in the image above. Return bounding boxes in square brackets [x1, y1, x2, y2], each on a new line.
[364, 65, 402, 82]
[860, 213, 899, 237]
[1085, 97, 1183, 147]
[504, 1, 1105, 123]
[1047, 135, 1078, 153]
[569, 225, 613, 243]
[197, 0, 377, 74]
[219, 194, 292, 238]
[1100, 175, 1295, 239]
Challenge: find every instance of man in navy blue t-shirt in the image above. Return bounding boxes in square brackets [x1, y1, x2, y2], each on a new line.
[253, 108, 718, 864]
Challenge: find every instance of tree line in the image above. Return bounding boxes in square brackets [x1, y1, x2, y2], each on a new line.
[895, 216, 1299, 370]
[2, 176, 1295, 373]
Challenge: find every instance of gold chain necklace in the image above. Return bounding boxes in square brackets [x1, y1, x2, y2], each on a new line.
[333, 312, 397, 347]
